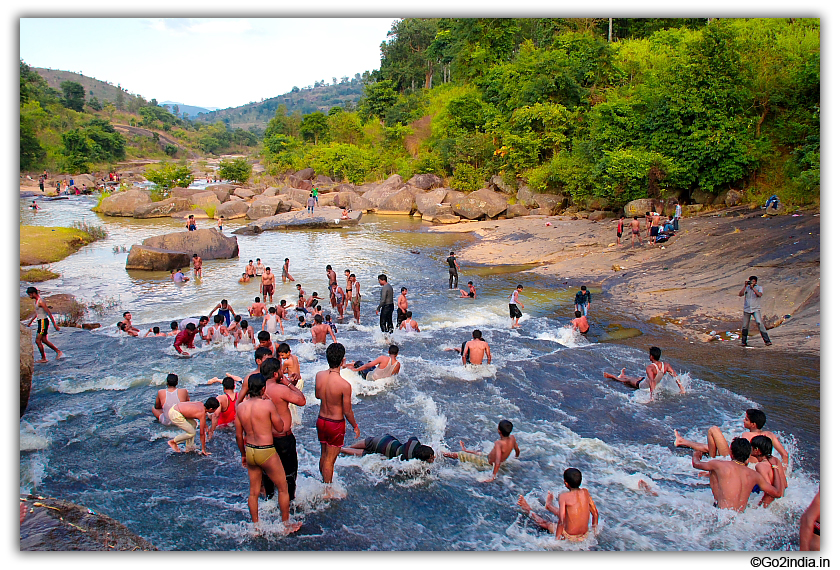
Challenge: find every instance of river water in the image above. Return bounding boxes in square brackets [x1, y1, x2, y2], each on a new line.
[19, 195, 819, 551]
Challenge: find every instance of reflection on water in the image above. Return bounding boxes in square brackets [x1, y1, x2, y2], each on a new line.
[19, 198, 818, 551]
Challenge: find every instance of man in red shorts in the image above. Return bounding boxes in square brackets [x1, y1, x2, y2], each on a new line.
[261, 267, 276, 304]
[314, 342, 360, 498]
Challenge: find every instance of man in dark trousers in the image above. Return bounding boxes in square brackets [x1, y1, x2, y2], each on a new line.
[446, 251, 460, 289]
[376, 274, 394, 333]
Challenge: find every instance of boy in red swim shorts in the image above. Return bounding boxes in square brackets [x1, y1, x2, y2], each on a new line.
[314, 342, 360, 498]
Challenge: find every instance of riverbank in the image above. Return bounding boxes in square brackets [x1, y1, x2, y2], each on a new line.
[20, 225, 100, 266]
[429, 209, 820, 356]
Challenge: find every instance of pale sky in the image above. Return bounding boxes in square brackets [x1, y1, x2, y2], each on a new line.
[19, 18, 396, 109]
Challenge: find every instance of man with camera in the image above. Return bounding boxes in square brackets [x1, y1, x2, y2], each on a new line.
[738, 276, 771, 346]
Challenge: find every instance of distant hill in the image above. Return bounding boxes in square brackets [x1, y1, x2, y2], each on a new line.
[33, 68, 145, 107]
[192, 79, 367, 133]
[160, 101, 217, 119]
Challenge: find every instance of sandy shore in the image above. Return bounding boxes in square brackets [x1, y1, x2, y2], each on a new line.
[429, 210, 820, 356]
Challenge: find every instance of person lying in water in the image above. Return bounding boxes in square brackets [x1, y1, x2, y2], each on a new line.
[602, 346, 685, 401]
[442, 419, 519, 483]
[516, 467, 599, 542]
[340, 434, 435, 463]
[691, 437, 782, 512]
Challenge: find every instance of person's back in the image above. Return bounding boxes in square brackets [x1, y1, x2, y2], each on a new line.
[316, 367, 349, 420]
[464, 338, 490, 365]
[560, 488, 595, 537]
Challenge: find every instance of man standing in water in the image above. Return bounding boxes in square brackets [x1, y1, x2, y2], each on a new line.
[235, 374, 302, 532]
[260, 357, 306, 506]
[446, 251, 460, 289]
[26, 286, 63, 362]
[261, 267, 276, 304]
[282, 258, 295, 284]
[691, 438, 783, 511]
[376, 274, 394, 334]
[348, 273, 361, 324]
[739, 275, 771, 346]
[509, 285, 524, 328]
[516, 468, 599, 541]
[396, 287, 409, 328]
[574, 286, 591, 317]
[315, 343, 360, 497]
[463, 329, 491, 366]
[311, 314, 337, 345]
[326, 265, 338, 308]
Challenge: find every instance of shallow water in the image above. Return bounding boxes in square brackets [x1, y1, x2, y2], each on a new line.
[19, 197, 819, 550]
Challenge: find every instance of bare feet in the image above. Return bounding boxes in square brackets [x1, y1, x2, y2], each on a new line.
[516, 495, 531, 513]
[35, 358, 48, 364]
[638, 480, 658, 496]
[167, 440, 181, 452]
[674, 429, 688, 448]
[283, 521, 303, 534]
[55, 351, 64, 360]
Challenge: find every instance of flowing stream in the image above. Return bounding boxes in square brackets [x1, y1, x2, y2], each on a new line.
[19, 195, 819, 551]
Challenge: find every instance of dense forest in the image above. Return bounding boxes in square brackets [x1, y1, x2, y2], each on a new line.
[260, 17, 819, 207]
[20, 18, 819, 209]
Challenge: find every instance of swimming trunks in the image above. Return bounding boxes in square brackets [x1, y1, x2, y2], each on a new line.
[509, 304, 522, 319]
[632, 229, 640, 235]
[316, 416, 346, 448]
[396, 308, 407, 326]
[752, 484, 761, 494]
[218, 308, 231, 326]
[262, 284, 275, 297]
[457, 451, 489, 467]
[561, 529, 588, 542]
[245, 443, 277, 467]
[36, 318, 49, 335]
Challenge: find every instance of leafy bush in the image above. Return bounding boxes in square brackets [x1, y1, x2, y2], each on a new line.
[306, 143, 376, 185]
[219, 158, 253, 184]
[145, 162, 194, 189]
[451, 163, 486, 191]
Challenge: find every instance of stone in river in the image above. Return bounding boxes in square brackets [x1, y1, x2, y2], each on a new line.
[125, 245, 192, 271]
[235, 207, 362, 233]
[134, 197, 193, 218]
[97, 189, 152, 216]
[216, 200, 250, 220]
[141, 228, 239, 260]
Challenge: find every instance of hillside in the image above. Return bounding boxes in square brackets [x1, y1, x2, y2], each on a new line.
[160, 102, 216, 119]
[33, 68, 144, 108]
[192, 79, 366, 133]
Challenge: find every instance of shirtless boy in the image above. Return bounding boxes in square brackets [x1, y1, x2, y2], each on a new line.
[144, 326, 167, 337]
[442, 420, 520, 483]
[326, 265, 338, 307]
[571, 310, 589, 334]
[167, 321, 180, 336]
[120, 311, 140, 335]
[673, 408, 789, 466]
[459, 281, 477, 298]
[396, 287, 409, 328]
[249, 297, 266, 318]
[516, 468, 599, 541]
[166, 398, 220, 455]
[334, 285, 347, 321]
[26, 286, 63, 362]
[234, 375, 302, 532]
[310, 314, 337, 345]
[750, 435, 788, 507]
[691, 438, 783, 511]
[347, 345, 401, 380]
[278, 342, 304, 426]
[239, 273, 251, 284]
[462, 329, 491, 365]
[347, 273, 361, 324]
[315, 343, 360, 496]
[235, 346, 275, 404]
[245, 260, 257, 278]
[603, 346, 685, 401]
[260, 358, 306, 504]
[192, 254, 202, 278]
[630, 216, 642, 247]
[398, 311, 420, 332]
[261, 267, 276, 304]
[282, 258, 294, 284]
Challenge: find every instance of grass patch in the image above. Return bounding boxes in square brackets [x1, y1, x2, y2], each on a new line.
[192, 203, 217, 218]
[20, 226, 97, 266]
[71, 221, 108, 241]
[20, 266, 60, 282]
[93, 190, 112, 211]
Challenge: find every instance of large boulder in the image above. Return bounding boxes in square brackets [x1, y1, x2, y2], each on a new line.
[125, 246, 192, 271]
[451, 188, 509, 220]
[415, 188, 449, 216]
[206, 184, 235, 203]
[287, 175, 313, 192]
[20, 323, 33, 417]
[261, 187, 279, 197]
[141, 228, 239, 260]
[589, 210, 617, 221]
[134, 197, 193, 218]
[534, 193, 563, 211]
[278, 187, 311, 205]
[294, 167, 315, 180]
[247, 197, 284, 219]
[690, 189, 716, 206]
[332, 192, 375, 211]
[170, 187, 204, 199]
[334, 183, 357, 194]
[517, 185, 538, 207]
[216, 200, 250, 220]
[443, 188, 466, 204]
[361, 175, 404, 207]
[171, 209, 208, 219]
[313, 174, 333, 186]
[236, 208, 363, 233]
[97, 189, 152, 216]
[724, 189, 744, 207]
[377, 187, 418, 214]
[407, 173, 443, 191]
[233, 188, 255, 199]
[490, 175, 516, 195]
[624, 198, 663, 217]
[505, 204, 530, 218]
[20, 495, 157, 551]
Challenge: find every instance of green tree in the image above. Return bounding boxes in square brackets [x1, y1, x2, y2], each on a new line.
[219, 158, 253, 184]
[60, 80, 85, 112]
[20, 116, 44, 171]
[358, 80, 399, 122]
[300, 111, 329, 144]
[145, 162, 194, 189]
[115, 85, 125, 110]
